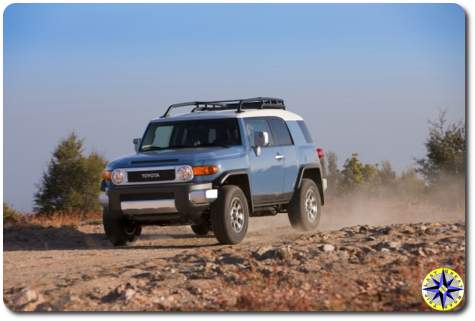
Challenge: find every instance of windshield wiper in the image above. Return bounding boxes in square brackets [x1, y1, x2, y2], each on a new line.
[140, 146, 166, 152]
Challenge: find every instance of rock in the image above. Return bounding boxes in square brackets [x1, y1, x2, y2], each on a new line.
[258, 266, 274, 276]
[356, 225, 369, 233]
[253, 246, 292, 260]
[373, 241, 400, 251]
[254, 246, 273, 259]
[12, 288, 41, 307]
[12, 288, 44, 311]
[387, 241, 401, 250]
[124, 288, 136, 302]
[276, 245, 292, 259]
[321, 244, 335, 252]
[216, 253, 245, 265]
[375, 226, 392, 235]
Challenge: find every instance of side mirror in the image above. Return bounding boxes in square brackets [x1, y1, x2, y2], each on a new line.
[253, 131, 269, 157]
[133, 138, 141, 152]
[254, 131, 270, 147]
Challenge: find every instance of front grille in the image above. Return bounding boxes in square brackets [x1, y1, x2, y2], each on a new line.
[120, 192, 174, 202]
[127, 169, 175, 183]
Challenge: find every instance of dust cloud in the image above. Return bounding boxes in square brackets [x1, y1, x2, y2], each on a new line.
[246, 176, 465, 239]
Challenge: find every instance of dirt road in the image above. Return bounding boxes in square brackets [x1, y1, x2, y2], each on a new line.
[3, 202, 465, 311]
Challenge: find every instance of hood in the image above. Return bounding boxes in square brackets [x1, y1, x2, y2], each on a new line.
[107, 146, 246, 169]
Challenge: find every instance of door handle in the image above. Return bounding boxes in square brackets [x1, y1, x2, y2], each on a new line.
[275, 154, 285, 160]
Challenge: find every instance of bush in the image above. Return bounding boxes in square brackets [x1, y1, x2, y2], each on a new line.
[4, 203, 20, 224]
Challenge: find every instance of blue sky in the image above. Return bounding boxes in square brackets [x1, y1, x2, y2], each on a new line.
[4, 4, 465, 211]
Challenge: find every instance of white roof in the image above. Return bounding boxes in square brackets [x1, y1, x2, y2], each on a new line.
[151, 109, 303, 122]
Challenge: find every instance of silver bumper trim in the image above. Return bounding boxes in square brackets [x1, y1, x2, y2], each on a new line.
[120, 199, 177, 215]
[189, 189, 218, 204]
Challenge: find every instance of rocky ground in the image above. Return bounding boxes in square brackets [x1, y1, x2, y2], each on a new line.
[3, 218, 465, 312]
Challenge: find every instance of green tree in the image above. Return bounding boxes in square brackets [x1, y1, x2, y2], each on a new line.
[393, 167, 426, 201]
[340, 153, 365, 193]
[378, 160, 396, 186]
[326, 151, 340, 196]
[416, 111, 465, 183]
[361, 163, 380, 185]
[34, 133, 107, 215]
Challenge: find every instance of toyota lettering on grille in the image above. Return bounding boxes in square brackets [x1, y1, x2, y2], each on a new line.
[141, 172, 161, 179]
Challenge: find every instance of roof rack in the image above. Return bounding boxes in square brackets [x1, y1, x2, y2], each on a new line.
[161, 97, 285, 118]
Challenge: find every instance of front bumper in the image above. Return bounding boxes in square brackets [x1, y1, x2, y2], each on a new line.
[100, 182, 218, 217]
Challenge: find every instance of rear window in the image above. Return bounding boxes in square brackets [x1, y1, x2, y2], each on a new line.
[268, 117, 293, 146]
[297, 121, 314, 143]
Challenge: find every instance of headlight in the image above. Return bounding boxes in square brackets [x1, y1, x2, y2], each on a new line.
[111, 169, 127, 185]
[175, 165, 194, 181]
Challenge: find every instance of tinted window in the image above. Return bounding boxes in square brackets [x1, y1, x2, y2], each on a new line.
[140, 118, 241, 151]
[244, 118, 274, 147]
[298, 121, 314, 143]
[152, 125, 173, 148]
[268, 117, 293, 146]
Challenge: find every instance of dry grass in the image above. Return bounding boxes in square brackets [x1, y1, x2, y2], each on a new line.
[7, 211, 102, 228]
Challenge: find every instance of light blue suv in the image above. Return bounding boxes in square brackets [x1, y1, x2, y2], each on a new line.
[100, 97, 327, 245]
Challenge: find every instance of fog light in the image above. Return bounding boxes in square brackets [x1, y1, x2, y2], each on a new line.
[189, 189, 218, 204]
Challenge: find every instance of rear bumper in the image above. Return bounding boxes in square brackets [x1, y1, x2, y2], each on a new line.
[322, 178, 328, 192]
[100, 182, 217, 220]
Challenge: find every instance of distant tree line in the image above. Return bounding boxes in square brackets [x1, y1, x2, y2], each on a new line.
[325, 111, 465, 198]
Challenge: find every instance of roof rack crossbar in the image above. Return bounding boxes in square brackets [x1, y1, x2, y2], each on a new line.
[161, 97, 285, 117]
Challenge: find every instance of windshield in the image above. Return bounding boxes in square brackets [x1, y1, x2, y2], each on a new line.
[140, 118, 242, 152]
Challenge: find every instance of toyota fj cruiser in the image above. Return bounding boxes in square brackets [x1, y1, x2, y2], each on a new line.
[100, 97, 327, 245]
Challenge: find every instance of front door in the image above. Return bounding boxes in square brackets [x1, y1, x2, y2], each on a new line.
[244, 117, 286, 205]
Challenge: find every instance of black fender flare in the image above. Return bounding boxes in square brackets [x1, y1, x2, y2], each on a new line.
[295, 164, 325, 205]
[214, 170, 253, 211]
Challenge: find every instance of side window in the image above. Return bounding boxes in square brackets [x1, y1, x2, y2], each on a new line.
[244, 118, 274, 147]
[268, 117, 293, 146]
[297, 121, 314, 143]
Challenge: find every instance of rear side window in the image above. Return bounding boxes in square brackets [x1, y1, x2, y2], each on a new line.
[298, 121, 314, 143]
[268, 117, 293, 146]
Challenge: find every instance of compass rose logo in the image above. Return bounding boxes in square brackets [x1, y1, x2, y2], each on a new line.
[422, 267, 464, 311]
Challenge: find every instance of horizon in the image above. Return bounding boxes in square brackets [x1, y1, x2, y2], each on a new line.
[3, 3, 465, 211]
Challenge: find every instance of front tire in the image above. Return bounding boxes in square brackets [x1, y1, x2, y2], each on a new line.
[288, 178, 322, 231]
[102, 208, 141, 246]
[211, 185, 249, 244]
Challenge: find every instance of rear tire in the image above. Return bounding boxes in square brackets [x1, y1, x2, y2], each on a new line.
[190, 222, 210, 236]
[211, 185, 249, 244]
[124, 223, 142, 243]
[102, 208, 141, 246]
[288, 178, 322, 231]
